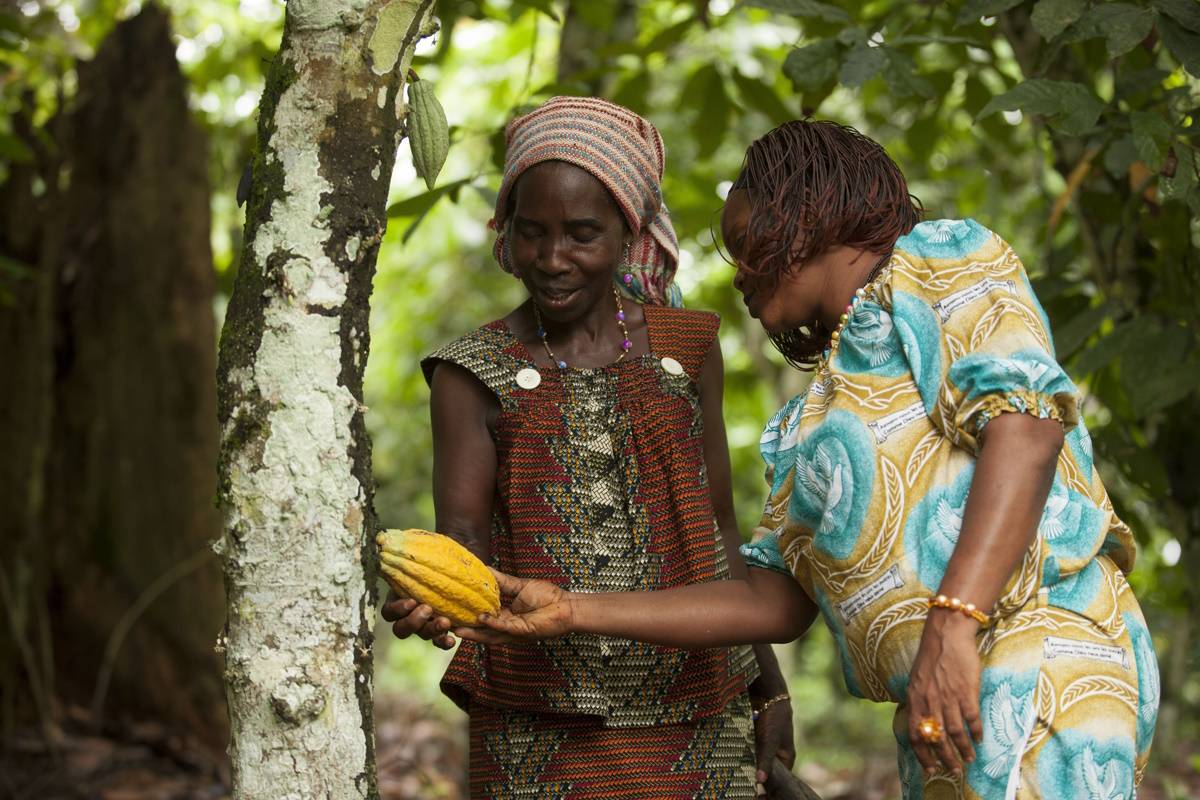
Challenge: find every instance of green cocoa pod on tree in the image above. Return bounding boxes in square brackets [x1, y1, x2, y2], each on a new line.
[407, 72, 449, 190]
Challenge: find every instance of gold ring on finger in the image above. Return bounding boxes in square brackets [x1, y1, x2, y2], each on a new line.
[918, 717, 944, 744]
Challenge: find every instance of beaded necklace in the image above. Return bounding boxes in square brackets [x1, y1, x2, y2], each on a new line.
[820, 253, 893, 373]
[532, 284, 632, 370]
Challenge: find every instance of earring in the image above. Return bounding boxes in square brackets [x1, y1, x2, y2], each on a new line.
[621, 243, 633, 288]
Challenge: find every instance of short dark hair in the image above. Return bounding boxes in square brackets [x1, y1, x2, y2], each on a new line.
[728, 119, 922, 368]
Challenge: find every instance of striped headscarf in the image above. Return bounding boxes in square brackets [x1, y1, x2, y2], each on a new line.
[490, 96, 683, 307]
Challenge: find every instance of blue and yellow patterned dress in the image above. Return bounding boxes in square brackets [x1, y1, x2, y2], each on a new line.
[741, 219, 1158, 799]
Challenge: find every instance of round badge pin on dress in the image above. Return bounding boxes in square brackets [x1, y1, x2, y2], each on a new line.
[660, 357, 684, 376]
[516, 367, 541, 389]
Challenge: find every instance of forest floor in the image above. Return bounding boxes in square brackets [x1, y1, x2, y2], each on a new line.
[1, 697, 1196, 799]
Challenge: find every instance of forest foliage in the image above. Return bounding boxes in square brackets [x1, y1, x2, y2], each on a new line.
[3, 0, 1198, 780]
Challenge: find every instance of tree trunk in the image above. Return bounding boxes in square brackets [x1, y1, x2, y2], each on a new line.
[214, 1, 434, 797]
[0, 5, 225, 746]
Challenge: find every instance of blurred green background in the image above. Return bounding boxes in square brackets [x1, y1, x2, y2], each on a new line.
[4, 0, 1198, 796]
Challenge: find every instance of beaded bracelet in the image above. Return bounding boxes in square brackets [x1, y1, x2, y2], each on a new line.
[928, 594, 991, 626]
[751, 692, 791, 721]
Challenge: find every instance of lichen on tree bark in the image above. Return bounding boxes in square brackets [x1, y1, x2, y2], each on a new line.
[214, 1, 434, 797]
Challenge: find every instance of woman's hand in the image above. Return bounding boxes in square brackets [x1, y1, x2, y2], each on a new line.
[905, 610, 983, 776]
[753, 698, 796, 791]
[455, 570, 575, 644]
[380, 590, 456, 650]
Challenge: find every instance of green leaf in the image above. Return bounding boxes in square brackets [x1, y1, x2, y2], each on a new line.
[836, 26, 867, 45]
[642, 18, 692, 55]
[682, 66, 734, 160]
[1164, 144, 1197, 198]
[1132, 364, 1200, 416]
[1115, 68, 1172, 101]
[1159, 16, 1200, 77]
[1131, 111, 1173, 171]
[955, 0, 1025, 27]
[977, 79, 1104, 136]
[0, 254, 34, 279]
[681, 64, 714, 109]
[1118, 320, 1194, 416]
[386, 178, 471, 219]
[731, 70, 794, 123]
[1155, 0, 1200, 32]
[510, 0, 560, 22]
[1103, 134, 1139, 177]
[1065, 3, 1154, 57]
[0, 132, 33, 164]
[571, 2, 613, 30]
[742, 0, 850, 23]
[963, 76, 993, 115]
[838, 42, 886, 87]
[882, 49, 934, 98]
[890, 34, 980, 46]
[1073, 319, 1136, 376]
[783, 39, 840, 89]
[612, 71, 650, 113]
[0, 11, 24, 36]
[1054, 300, 1116, 360]
[1031, 0, 1087, 40]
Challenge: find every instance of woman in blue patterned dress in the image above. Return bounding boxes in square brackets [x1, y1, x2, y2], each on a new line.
[460, 120, 1160, 800]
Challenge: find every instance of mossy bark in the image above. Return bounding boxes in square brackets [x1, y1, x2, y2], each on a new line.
[214, 1, 434, 797]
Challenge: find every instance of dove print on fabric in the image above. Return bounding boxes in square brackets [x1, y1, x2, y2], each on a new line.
[1124, 611, 1160, 754]
[834, 300, 905, 376]
[1036, 733, 1135, 800]
[968, 668, 1039, 795]
[904, 464, 973, 591]
[787, 410, 875, 561]
[895, 218, 992, 259]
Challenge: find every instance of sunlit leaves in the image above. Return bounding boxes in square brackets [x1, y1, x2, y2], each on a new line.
[978, 79, 1105, 135]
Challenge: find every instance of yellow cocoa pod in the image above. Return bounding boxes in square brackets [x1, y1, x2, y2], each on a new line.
[406, 74, 449, 190]
[376, 529, 499, 626]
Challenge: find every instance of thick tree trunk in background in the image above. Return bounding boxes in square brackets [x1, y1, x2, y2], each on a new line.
[0, 6, 225, 745]
[214, 0, 434, 796]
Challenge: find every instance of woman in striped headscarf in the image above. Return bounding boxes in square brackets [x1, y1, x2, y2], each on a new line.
[382, 97, 796, 798]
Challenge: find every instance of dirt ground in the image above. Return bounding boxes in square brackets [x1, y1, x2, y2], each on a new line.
[2, 699, 1195, 799]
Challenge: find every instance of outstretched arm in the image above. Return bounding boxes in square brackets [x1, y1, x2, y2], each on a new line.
[699, 336, 799, 784]
[458, 566, 819, 649]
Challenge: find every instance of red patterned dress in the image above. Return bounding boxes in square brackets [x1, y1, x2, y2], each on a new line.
[422, 304, 759, 799]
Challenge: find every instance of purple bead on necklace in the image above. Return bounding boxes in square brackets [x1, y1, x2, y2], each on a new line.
[533, 284, 632, 370]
